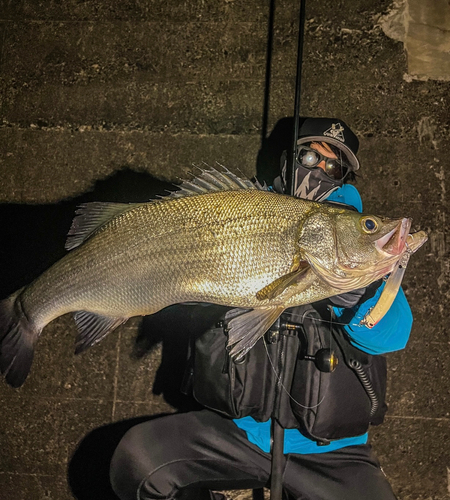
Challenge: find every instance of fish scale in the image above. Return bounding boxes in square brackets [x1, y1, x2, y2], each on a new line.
[0, 167, 427, 387]
[25, 191, 297, 319]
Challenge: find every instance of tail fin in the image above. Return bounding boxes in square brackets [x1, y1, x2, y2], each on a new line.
[0, 290, 40, 388]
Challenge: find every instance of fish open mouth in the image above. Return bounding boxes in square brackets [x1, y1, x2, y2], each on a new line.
[375, 217, 411, 256]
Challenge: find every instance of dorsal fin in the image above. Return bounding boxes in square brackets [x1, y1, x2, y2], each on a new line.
[66, 167, 258, 250]
[66, 202, 137, 251]
[163, 165, 258, 199]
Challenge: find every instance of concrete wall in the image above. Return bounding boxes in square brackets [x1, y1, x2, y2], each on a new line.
[0, 1, 449, 499]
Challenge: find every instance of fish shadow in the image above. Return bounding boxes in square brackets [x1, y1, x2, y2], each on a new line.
[1, 165, 230, 402]
[0, 168, 174, 300]
[0, 118, 295, 407]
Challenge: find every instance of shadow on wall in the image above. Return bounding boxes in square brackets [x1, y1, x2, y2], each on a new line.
[0, 169, 174, 300]
[0, 169, 209, 408]
[256, 116, 294, 187]
[68, 415, 164, 500]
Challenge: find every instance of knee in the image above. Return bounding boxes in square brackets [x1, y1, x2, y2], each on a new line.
[110, 424, 154, 500]
[110, 412, 214, 499]
[110, 420, 182, 500]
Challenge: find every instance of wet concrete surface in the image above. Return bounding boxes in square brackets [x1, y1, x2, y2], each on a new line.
[380, 0, 450, 81]
[0, 1, 449, 499]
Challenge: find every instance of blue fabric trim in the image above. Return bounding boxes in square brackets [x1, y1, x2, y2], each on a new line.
[325, 184, 363, 212]
[233, 417, 368, 454]
[333, 285, 412, 354]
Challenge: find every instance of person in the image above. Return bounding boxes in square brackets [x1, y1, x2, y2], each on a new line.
[109, 118, 412, 500]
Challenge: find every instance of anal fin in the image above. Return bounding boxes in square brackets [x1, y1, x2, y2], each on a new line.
[225, 306, 285, 361]
[73, 311, 128, 354]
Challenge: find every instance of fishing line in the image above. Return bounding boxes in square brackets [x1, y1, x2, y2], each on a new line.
[284, 308, 364, 330]
[262, 311, 333, 410]
[262, 337, 326, 410]
[280, 308, 350, 327]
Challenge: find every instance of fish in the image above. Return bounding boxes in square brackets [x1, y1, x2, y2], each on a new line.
[0, 167, 427, 387]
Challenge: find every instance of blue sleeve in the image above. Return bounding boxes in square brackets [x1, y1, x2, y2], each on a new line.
[326, 184, 412, 354]
[325, 184, 363, 212]
[334, 284, 412, 354]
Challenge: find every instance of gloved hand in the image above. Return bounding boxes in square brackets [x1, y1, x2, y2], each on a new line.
[328, 287, 367, 308]
[328, 279, 384, 309]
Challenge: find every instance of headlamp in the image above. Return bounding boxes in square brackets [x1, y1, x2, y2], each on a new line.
[297, 146, 348, 180]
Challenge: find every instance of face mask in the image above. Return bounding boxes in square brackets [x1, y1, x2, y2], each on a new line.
[273, 150, 345, 200]
[293, 163, 343, 201]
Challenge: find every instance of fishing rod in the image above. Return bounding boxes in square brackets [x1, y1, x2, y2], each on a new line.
[286, 0, 307, 197]
[269, 1, 306, 500]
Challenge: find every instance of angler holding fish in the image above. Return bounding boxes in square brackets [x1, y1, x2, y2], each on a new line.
[108, 118, 427, 500]
[0, 118, 426, 499]
[0, 122, 425, 388]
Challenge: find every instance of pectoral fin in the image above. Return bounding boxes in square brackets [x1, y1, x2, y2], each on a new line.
[256, 261, 309, 301]
[225, 306, 285, 361]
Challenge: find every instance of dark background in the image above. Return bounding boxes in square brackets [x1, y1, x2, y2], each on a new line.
[0, 0, 449, 499]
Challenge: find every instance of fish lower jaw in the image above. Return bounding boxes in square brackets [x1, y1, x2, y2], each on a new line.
[378, 244, 407, 257]
[311, 261, 399, 291]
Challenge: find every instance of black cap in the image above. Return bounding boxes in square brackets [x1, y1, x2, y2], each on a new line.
[297, 117, 360, 171]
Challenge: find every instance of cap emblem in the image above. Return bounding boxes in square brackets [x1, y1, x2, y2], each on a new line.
[323, 123, 345, 143]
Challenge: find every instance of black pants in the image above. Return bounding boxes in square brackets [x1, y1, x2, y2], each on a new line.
[110, 410, 397, 500]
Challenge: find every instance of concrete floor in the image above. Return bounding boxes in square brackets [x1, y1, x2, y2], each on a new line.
[0, 0, 449, 499]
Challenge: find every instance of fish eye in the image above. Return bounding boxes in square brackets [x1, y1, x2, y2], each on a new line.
[361, 217, 378, 233]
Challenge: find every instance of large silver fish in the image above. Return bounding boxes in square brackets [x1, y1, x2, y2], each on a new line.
[0, 167, 427, 387]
